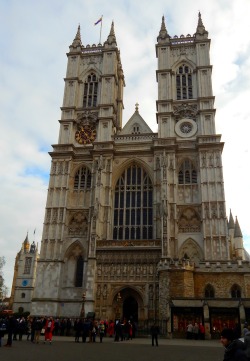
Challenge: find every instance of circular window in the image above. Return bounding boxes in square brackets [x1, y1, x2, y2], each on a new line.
[175, 118, 197, 138]
[180, 122, 193, 134]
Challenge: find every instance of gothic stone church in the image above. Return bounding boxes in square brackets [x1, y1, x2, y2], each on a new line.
[11, 14, 250, 338]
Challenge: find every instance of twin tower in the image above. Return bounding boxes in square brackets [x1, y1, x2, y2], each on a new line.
[11, 14, 247, 337]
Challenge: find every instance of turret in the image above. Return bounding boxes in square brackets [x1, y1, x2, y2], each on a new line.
[234, 216, 244, 260]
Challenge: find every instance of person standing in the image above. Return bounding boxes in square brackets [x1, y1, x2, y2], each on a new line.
[150, 323, 160, 347]
[244, 327, 250, 361]
[4, 315, 16, 347]
[220, 328, 247, 361]
[186, 321, 193, 339]
[99, 321, 105, 343]
[199, 323, 205, 340]
[44, 317, 55, 345]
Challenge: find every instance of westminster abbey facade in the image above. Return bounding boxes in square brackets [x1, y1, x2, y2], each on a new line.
[11, 14, 250, 338]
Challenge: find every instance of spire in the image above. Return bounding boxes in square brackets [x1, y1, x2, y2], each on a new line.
[228, 209, 235, 229]
[23, 233, 30, 252]
[104, 21, 117, 46]
[157, 16, 170, 43]
[70, 24, 82, 49]
[195, 12, 208, 39]
[234, 216, 243, 238]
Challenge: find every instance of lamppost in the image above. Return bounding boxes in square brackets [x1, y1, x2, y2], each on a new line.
[80, 291, 86, 318]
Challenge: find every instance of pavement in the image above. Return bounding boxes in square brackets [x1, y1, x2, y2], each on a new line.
[0, 335, 224, 361]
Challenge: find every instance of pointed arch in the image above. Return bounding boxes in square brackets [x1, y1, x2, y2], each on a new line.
[173, 62, 195, 100]
[113, 162, 153, 240]
[231, 284, 241, 298]
[82, 72, 99, 108]
[178, 159, 197, 184]
[179, 238, 203, 263]
[73, 165, 92, 191]
[63, 241, 85, 288]
[204, 284, 215, 298]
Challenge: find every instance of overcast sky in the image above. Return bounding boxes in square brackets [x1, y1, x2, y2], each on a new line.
[1, 0, 250, 295]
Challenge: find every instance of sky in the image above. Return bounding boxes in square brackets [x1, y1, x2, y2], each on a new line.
[0, 0, 250, 295]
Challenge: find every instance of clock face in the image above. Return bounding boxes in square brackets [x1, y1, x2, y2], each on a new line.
[75, 125, 96, 144]
[22, 280, 28, 287]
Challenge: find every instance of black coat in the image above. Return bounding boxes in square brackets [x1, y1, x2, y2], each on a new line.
[223, 340, 247, 361]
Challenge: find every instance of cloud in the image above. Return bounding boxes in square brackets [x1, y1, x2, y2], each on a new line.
[0, 0, 250, 293]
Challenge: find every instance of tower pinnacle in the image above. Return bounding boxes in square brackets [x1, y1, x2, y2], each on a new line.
[195, 12, 208, 38]
[157, 16, 170, 43]
[105, 21, 117, 46]
[71, 24, 82, 49]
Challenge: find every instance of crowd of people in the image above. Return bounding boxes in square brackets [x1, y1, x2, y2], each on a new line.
[0, 315, 137, 347]
[186, 321, 205, 340]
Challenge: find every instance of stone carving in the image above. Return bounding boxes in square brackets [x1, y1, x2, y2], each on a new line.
[173, 103, 198, 122]
[178, 207, 201, 232]
[68, 212, 88, 236]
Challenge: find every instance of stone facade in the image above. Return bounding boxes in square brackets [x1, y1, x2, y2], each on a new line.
[11, 14, 250, 337]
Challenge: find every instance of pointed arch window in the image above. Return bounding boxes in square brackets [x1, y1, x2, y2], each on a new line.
[24, 257, 32, 274]
[176, 64, 193, 100]
[231, 284, 241, 298]
[75, 255, 84, 287]
[113, 164, 153, 240]
[204, 284, 215, 298]
[74, 167, 92, 191]
[83, 73, 98, 108]
[178, 160, 197, 184]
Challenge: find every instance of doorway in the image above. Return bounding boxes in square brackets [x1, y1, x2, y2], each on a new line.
[123, 296, 138, 322]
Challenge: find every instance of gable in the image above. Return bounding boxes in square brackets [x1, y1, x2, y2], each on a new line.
[120, 110, 153, 135]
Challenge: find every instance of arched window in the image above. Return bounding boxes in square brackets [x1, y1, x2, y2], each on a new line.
[178, 160, 197, 184]
[176, 64, 193, 100]
[75, 255, 84, 287]
[113, 164, 153, 240]
[204, 284, 215, 298]
[231, 284, 241, 298]
[21, 292, 26, 299]
[74, 167, 91, 191]
[83, 73, 98, 108]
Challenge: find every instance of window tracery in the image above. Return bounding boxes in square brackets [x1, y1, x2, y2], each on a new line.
[176, 64, 193, 100]
[113, 164, 153, 240]
[74, 166, 91, 191]
[83, 73, 98, 108]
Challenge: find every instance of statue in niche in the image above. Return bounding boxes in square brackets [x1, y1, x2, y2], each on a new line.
[98, 155, 104, 170]
[93, 198, 99, 219]
[149, 263, 154, 275]
[103, 285, 107, 299]
[130, 265, 134, 276]
[162, 198, 168, 226]
[149, 285, 154, 309]
[97, 285, 101, 299]
[156, 157, 160, 170]
[97, 265, 102, 276]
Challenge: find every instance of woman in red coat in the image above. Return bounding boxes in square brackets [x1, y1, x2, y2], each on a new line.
[44, 317, 55, 344]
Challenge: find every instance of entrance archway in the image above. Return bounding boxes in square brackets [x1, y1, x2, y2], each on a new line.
[123, 296, 138, 322]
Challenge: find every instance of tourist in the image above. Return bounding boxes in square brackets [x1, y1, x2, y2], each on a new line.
[150, 322, 160, 347]
[44, 316, 55, 345]
[220, 328, 247, 361]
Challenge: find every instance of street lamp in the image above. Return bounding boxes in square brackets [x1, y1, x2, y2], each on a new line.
[80, 291, 86, 318]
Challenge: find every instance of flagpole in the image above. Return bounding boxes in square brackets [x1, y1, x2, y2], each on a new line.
[99, 16, 103, 44]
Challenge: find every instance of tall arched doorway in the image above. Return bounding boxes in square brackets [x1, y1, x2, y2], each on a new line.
[123, 296, 138, 322]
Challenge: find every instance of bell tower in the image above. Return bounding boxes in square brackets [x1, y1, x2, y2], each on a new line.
[31, 22, 125, 317]
[154, 13, 229, 261]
